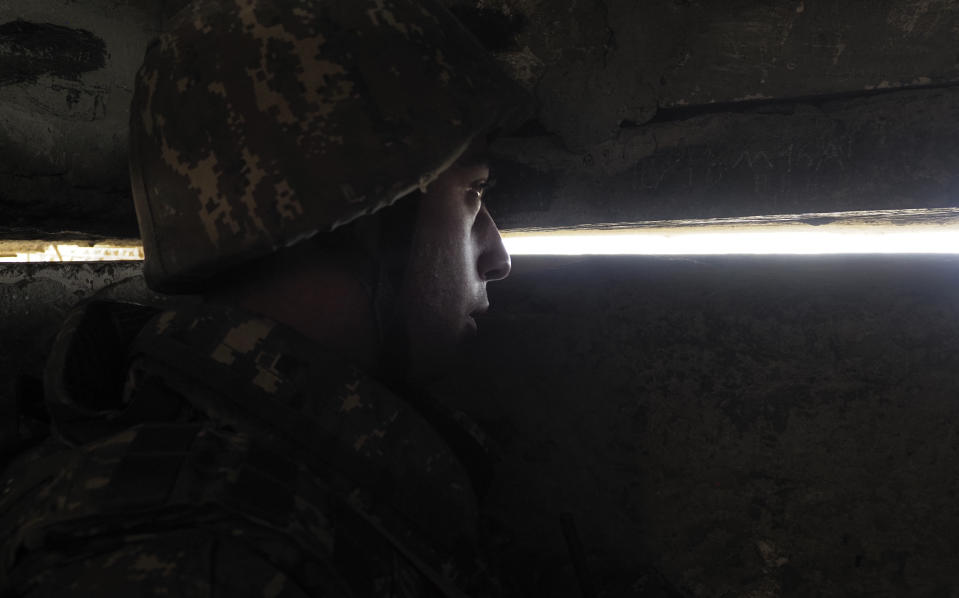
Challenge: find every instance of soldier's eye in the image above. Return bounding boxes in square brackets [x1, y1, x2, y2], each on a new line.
[467, 184, 486, 204]
[468, 177, 497, 202]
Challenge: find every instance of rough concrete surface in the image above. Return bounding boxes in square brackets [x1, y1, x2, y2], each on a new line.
[436, 255, 959, 598]
[489, 87, 959, 229]
[450, 0, 959, 148]
[0, 0, 161, 234]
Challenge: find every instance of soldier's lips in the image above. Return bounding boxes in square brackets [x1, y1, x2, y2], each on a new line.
[466, 304, 488, 335]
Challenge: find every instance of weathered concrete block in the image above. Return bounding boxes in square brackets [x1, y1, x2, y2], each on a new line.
[490, 87, 959, 228]
[0, 0, 162, 234]
[455, 0, 959, 148]
[440, 255, 959, 597]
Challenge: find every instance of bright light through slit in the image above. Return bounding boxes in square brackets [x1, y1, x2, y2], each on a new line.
[501, 226, 959, 255]
[4, 210, 959, 261]
[0, 244, 144, 262]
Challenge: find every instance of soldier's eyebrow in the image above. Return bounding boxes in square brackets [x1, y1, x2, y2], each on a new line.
[456, 155, 493, 194]
[470, 176, 496, 192]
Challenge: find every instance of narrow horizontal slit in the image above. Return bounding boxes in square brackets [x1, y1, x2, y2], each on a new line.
[3, 209, 959, 261]
[501, 208, 959, 255]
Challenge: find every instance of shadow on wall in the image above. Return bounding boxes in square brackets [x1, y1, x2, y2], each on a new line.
[437, 255, 959, 598]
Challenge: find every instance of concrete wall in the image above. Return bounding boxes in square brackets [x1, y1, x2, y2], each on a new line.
[440, 255, 959, 598]
[4, 256, 959, 597]
[0, 0, 163, 235]
[490, 87, 959, 229]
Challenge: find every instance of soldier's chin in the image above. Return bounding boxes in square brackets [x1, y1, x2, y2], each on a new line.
[464, 315, 479, 337]
[405, 331, 469, 383]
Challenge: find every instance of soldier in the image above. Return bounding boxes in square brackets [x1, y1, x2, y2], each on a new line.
[0, 0, 532, 596]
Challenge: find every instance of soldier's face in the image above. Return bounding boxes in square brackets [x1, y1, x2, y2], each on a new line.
[399, 158, 511, 380]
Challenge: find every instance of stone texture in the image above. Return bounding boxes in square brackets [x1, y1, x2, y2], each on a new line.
[489, 87, 959, 229]
[452, 0, 959, 149]
[437, 255, 959, 598]
[0, 0, 162, 234]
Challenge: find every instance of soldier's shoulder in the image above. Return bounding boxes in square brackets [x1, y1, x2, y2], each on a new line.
[0, 423, 352, 597]
[15, 530, 349, 597]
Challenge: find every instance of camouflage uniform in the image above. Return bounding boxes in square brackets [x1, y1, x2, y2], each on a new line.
[0, 0, 532, 594]
[1, 299, 502, 597]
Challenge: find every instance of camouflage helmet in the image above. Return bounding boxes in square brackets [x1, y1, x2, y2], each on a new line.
[130, 0, 532, 292]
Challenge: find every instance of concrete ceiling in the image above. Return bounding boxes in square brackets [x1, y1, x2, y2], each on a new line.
[2, 0, 958, 235]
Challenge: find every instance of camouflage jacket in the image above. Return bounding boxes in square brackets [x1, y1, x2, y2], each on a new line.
[0, 300, 501, 597]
